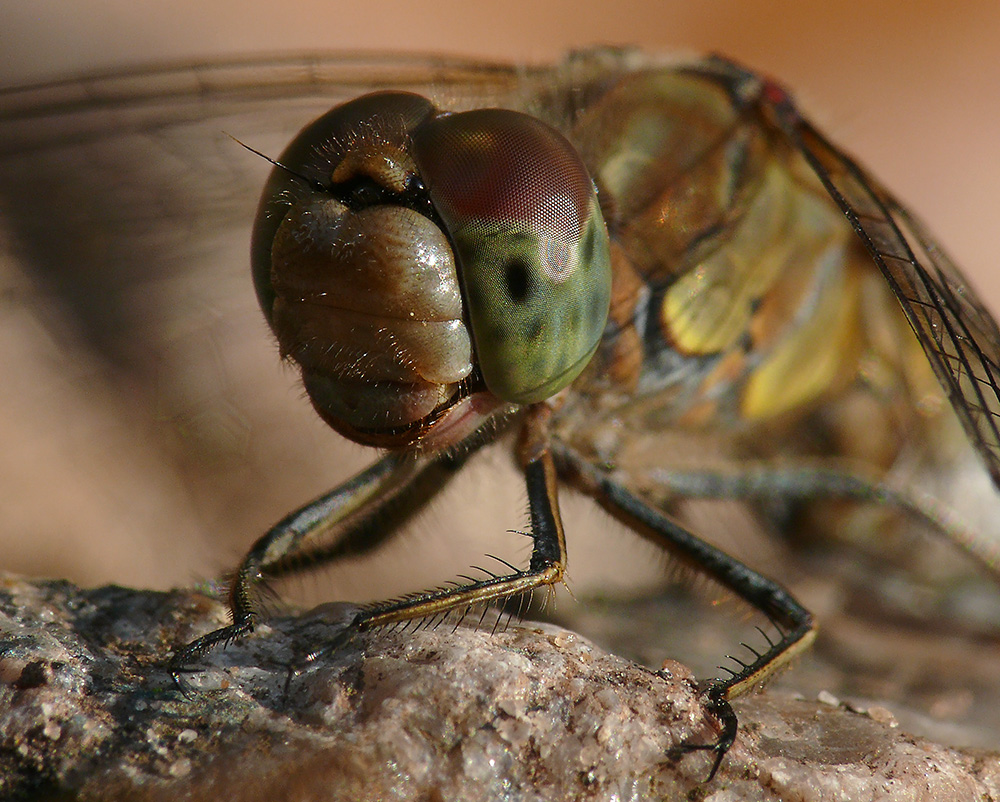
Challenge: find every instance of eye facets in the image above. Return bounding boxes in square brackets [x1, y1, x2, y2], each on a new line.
[412, 108, 612, 404]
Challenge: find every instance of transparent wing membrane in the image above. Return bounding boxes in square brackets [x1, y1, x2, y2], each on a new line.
[766, 89, 1000, 488]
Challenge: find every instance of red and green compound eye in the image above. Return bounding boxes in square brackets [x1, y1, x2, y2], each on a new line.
[413, 109, 612, 404]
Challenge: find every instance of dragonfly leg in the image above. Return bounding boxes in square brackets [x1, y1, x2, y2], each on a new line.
[308, 408, 568, 664]
[168, 449, 471, 683]
[613, 460, 1000, 584]
[558, 448, 815, 780]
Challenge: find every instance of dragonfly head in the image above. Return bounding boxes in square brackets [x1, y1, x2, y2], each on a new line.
[251, 91, 611, 449]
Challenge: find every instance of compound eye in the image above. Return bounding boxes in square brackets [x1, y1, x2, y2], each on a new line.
[412, 109, 612, 404]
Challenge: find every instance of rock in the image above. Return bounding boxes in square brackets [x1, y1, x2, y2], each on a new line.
[1, 574, 998, 801]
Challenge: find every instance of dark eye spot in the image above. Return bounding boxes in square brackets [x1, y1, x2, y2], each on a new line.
[527, 315, 543, 342]
[503, 258, 532, 304]
[582, 225, 596, 264]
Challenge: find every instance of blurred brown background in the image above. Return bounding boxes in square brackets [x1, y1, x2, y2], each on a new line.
[1, 0, 999, 603]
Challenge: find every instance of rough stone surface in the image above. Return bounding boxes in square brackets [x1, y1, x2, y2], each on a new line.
[1, 573, 999, 801]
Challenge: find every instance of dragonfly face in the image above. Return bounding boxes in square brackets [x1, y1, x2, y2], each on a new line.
[2, 50, 999, 780]
[252, 90, 611, 448]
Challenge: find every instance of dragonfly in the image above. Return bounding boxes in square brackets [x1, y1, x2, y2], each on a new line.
[2, 50, 999, 779]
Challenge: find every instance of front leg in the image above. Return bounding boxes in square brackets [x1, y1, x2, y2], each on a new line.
[168, 450, 461, 681]
[296, 403, 569, 667]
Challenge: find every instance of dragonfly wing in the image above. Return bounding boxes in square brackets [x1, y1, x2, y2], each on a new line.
[0, 55, 522, 585]
[0, 54, 521, 372]
[763, 84, 1000, 490]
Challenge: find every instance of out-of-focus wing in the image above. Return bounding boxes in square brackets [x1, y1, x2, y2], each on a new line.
[0, 55, 522, 587]
[760, 78, 1000, 490]
[0, 54, 521, 372]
